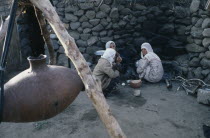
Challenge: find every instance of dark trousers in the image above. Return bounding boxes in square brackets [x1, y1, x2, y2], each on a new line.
[103, 77, 121, 96]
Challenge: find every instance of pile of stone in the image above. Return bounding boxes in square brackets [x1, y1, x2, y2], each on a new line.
[175, 0, 210, 83]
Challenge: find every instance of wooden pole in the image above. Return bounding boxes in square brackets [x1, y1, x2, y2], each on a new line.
[205, 0, 210, 10]
[34, 7, 56, 65]
[29, 0, 126, 137]
[0, 16, 10, 42]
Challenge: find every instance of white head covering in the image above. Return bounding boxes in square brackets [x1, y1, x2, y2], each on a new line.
[101, 48, 116, 65]
[105, 41, 115, 49]
[141, 42, 161, 61]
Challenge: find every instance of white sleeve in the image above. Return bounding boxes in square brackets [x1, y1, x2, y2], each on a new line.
[136, 59, 149, 74]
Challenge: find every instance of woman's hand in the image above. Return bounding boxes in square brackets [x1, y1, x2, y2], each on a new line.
[116, 56, 122, 63]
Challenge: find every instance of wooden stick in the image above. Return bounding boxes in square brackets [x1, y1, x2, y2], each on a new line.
[34, 7, 56, 65]
[205, 0, 210, 10]
[29, 0, 126, 137]
[0, 6, 23, 43]
[0, 16, 10, 42]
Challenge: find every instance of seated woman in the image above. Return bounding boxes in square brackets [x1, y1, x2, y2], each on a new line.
[136, 42, 164, 83]
[93, 48, 120, 95]
[105, 41, 122, 64]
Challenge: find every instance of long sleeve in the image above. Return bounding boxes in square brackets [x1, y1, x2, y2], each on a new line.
[136, 58, 149, 74]
[102, 61, 119, 78]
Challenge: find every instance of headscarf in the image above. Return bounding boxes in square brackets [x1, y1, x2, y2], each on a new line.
[141, 42, 161, 61]
[101, 48, 116, 65]
[105, 41, 115, 49]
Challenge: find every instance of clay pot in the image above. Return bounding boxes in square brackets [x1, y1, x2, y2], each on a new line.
[130, 80, 142, 88]
[3, 55, 84, 122]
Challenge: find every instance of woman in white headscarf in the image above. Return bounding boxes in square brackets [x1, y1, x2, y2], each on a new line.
[105, 41, 116, 49]
[105, 41, 122, 63]
[136, 42, 164, 83]
[93, 48, 120, 91]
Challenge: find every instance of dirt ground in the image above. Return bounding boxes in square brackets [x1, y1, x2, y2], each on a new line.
[0, 81, 209, 138]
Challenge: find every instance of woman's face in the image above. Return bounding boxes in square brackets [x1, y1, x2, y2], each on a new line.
[110, 43, 116, 50]
[141, 48, 147, 56]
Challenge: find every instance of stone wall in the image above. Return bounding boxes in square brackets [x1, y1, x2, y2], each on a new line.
[43, 0, 210, 82]
[50, 1, 191, 66]
[179, 0, 210, 82]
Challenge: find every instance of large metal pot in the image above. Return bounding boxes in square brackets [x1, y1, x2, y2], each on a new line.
[2, 55, 84, 122]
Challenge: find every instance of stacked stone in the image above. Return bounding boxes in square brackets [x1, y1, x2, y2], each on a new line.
[177, 0, 210, 82]
[0, 0, 11, 17]
[51, 0, 193, 67]
[51, 1, 109, 66]
[113, 3, 190, 60]
[49, 0, 210, 82]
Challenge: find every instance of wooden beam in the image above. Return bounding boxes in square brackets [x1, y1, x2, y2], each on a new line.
[34, 7, 56, 65]
[0, 16, 10, 42]
[29, 0, 126, 137]
[205, 0, 210, 10]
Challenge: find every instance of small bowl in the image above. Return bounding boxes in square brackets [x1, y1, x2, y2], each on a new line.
[130, 80, 142, 88]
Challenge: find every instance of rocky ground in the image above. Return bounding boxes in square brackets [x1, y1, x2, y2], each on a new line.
[0, 81, 209, 138]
